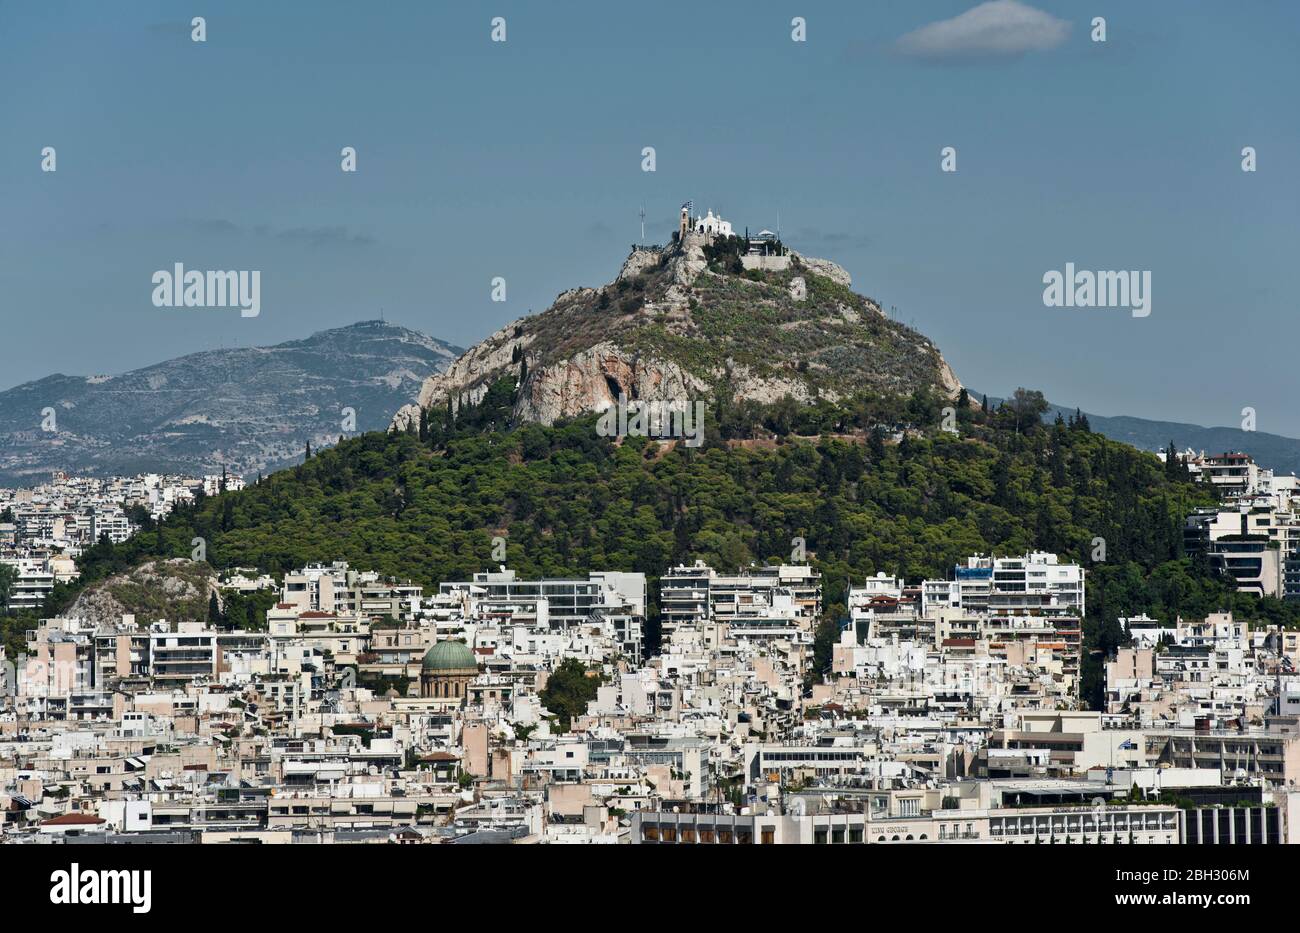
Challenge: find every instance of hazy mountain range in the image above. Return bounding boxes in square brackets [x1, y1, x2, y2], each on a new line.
[978, 392, 1300, 477]
[4, 301, 1294, 490]
[0, 321, 461, 485]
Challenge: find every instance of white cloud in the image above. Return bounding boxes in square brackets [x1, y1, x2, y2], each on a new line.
[896, 0, 1070, 61]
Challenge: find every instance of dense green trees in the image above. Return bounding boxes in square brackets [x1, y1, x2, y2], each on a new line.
[701, 234, 749, 274]
[218, 587, 280, 631]
[540, 658, 604, 730]
[0, 563, 13, 615]
[23, 387, 1300, 710]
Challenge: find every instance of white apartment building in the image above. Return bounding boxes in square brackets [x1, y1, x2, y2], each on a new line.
[1, 557, 56, 611]
[89, 507, 133, 544]
[281, 561, 422, 618]
[441, 569, 646, 626]
[1186, 484, 1300, 600]
[659, 562, 821, 639]
[922, 552, 1084, 617]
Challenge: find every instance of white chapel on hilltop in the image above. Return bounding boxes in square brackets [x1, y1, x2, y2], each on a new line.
[680, 203, 733, 239]
[694, 209, 732, 237]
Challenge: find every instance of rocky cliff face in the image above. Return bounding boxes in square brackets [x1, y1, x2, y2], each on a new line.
[393, 231, 962, 430]
[64, 559, 219, 628]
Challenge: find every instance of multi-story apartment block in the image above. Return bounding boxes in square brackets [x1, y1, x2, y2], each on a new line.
[659, 562, 821, 639]
[0, 556, 57, 611]
[440, 569, 646, 633]
[281, 561, 423, 619]
[921, 552, 1084, 617]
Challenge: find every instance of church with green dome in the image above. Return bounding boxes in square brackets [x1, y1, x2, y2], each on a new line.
[419, 639, 479, 701]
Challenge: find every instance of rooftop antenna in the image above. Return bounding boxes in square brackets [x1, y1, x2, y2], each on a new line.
[639, 206, 646, 245]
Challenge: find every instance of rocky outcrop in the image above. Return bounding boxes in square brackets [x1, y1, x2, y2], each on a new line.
[393, 319, 531, 430]
[668, 232, 709, 287]
[64, 558, 219, 628]
[728, 366, 817, 405]
[791, 252, 851, 288]
[393, 226, 964, 433]
[515, 343, 708, 424]
[617, 248, 664, 282]
[936, 353, 963, 398]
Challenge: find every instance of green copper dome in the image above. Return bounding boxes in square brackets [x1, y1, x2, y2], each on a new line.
[421, 639, 477, 671]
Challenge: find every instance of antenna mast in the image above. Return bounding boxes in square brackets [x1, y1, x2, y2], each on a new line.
[639, 206, 646, 245]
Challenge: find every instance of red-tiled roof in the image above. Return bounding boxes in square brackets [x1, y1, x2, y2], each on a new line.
[419, 752, 459, 763]
[42, 813, 107, 826]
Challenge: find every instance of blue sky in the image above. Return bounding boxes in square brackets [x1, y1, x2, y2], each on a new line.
[2, 1, 1298, 432]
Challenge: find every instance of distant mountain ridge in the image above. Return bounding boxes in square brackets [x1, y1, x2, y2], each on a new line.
[979, 392, 1300, 477]
[0, 321, 462, 485]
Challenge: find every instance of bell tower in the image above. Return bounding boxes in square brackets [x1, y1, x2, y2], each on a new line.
[679, 201, 692, 239]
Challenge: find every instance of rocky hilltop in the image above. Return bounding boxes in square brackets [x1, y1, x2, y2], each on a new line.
[0, 321, 461, 484]
[63, 559, 219, 628]
[393, 227, 960, 430]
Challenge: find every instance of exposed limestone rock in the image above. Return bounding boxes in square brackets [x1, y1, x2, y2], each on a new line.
[556, 286, 597, 306]
[617, 248, 664, 282]
[661, 283, 692, 315]
[936, 353, 963, 398]
[791, 251, 851, 288]
[392, 319, 531, 430]
[515, 343, 708, 425]
[392, 222, 965, 433]
[728, 366, 820, 404]
[668, 232, 709, 287]
[64, 558, 219, 628]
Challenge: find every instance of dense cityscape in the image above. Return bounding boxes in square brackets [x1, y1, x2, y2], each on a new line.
[5, 0, 1293, 917]
[0, 448, 1297, 846]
